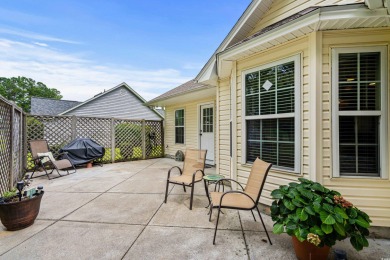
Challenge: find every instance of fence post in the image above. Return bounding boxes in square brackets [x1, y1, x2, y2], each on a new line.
[9, 107, 14, 190]
[142, 120, 146, 159]
[71, 115, 77, 140]
[23, 113, 27, 173]
[111, 118, 115, 163]
[161, 121, 165, 158]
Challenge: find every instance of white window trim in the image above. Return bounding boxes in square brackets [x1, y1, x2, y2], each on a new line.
[331, 46, 388, 179]
[175, 108, 185, 145]
[241, 54, 301, 173]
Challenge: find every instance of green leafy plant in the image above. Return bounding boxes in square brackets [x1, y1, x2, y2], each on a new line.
[270, 178, 371, 251]
[1, 188, 17, 201]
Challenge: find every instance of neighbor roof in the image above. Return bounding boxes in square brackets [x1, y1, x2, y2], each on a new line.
[147, 80, 210, 104]
[30, 97, 81, 115]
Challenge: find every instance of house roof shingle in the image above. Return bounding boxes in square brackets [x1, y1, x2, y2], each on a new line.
[30, 97, 81, 115]
[147, 80, 209, 104]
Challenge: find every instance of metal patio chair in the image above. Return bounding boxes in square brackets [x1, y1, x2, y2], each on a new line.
[29, 140, 76, 180]
[164, 149, 208, 210]
[209, 157, 272, 245]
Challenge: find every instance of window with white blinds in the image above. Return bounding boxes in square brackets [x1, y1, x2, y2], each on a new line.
[175, 109, 184, 144]
[332, 47, 387, 178]
[243, 55, 300, 172]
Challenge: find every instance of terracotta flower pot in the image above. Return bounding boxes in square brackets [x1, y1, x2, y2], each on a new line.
[292, 236, 330, 260]
[0, 191, 44, 231]
[86, 162, 93, 168]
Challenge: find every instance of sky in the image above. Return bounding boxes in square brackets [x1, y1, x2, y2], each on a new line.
[0, 0, 251, 101]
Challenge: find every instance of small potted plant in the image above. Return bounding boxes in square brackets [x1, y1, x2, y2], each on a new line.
[0, 175, 44, 231]
[270, 178, 371, 260]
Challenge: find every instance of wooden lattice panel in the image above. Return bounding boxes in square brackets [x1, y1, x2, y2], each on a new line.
[0, 100, 12, 194]
[26, 115, 73, 169]
[114, 120, 143, 161]
[145, 120, 163, 158]
[76, 117, 111, 162]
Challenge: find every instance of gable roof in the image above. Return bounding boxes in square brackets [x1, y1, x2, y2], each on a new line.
[147, 80, 211, 105]
[30, 97, 81, 115]
[59, 82, 163, 119]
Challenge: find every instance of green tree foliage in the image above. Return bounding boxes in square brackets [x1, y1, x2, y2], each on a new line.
[0, 77, 62, 112]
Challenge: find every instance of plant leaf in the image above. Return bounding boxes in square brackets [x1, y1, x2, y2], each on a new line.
[321, 223, 333, 234]
[296, 208, 308, 221]
[283, 199, 295, 211]
[311, 183, 325, 192]
[334, 207, 348, 219]
[350, 235, 363, 251]
[334, 213, 344, 224]
[320, 211, 336, 225]
[273, 224, 284, 234]
[313, 202, 321, 213]
[356, 216, 370, 228]
[297, 187, 314, 199]
[348, 208, 358, 218]
[271, 189, 283, 199]
[323, 203, 334, 213]
[333, 222, 346, 236]
[286, 221, 297, 231]
[310, 226, 324, 236]
[292, 199, 303, 207]
[304, 206, 316, 216]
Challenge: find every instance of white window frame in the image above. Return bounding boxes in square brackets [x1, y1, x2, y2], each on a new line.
[331, 46, 388, 178]
[175, 108, 185, 144]
[241, 54, 301, 173]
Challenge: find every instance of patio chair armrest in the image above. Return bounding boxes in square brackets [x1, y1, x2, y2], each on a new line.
[219, 190, 256, 206]
[167, 166, 182, 179]
[214, 178, 244, 191]
[32, 155, 49, 161]
[191, 169, 204, 182]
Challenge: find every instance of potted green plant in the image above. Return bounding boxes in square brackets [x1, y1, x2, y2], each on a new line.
[0, 175, 44, 231]
[270, 178, 371, 260]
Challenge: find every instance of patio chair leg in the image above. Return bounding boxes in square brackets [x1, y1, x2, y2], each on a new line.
[251, 209, 257, 221]
[189, 182, 195, 210]
[164, 181, 170, 203]
[182, 184, 186, 192]
[209, 205, 213, 221]
[213, 207, 222, 245]
[256, 206, 272, 245]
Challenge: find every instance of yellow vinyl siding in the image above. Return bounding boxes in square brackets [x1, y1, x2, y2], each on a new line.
[248, 0, 364, 37]
[321, 28, 390, 227]
[234, 36, 310, 206]
[164, 97, 215, 158]
[218, 79, 231, 178]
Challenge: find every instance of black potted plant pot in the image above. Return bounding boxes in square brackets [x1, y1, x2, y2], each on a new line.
[0, 191, 44, 231]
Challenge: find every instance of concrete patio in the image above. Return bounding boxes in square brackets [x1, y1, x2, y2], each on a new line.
[0, 158, 389, 260]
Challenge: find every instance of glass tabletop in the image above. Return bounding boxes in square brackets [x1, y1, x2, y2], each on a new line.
[203, 174, 224, 181]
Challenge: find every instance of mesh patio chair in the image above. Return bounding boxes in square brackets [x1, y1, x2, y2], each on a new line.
[164, 149, 208, 210]
[209, 157, 272, 245]
[29, 140, 76, 180]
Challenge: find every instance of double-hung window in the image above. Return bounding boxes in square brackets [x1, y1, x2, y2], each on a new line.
[332, 46, 387, 178]
[175, 109, 185, 144]
[243, 55, 301, 172]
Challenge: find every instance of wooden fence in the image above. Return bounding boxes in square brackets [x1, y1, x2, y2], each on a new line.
[0, 95, 164, 194]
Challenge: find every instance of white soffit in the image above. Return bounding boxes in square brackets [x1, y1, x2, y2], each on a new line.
[150, 87, 216, 107]
[217, 5, 390, 77]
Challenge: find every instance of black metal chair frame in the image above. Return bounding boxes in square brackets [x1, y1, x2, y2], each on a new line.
[209, 164, 273, 245]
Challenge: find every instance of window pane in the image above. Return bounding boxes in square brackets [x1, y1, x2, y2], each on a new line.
[262, 119, 276, 140]
[247, 120, 261, 140]
[357, 116, 378, 144]
[339, 146, 356, 173]
[277, 61, 294, 89]
[339, 53, 357, 82]
[277, 88, 294, 113]
[339, 83, 358, 110]
[360, 52, 380, 81]
[279, 143, 294, 168]
[358, 145, 379, 175]
[339, 117, 355, 143]
[246, 94, 259, 116]
[247, 141, 260, 162]
[175, 127, 184, 144]
[175, 110, 184, 126]
[260, 91, 275, 115]
[245, 72, 259, 95]
[262, 142, 277, 164]
[279, 118, 294, 141]
[360, 83, 380, 111]
[260, 67, 275, 92]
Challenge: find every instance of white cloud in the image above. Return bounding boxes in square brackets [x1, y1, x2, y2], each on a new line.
[0, 39, 191, 101]
[0, 27, 81, 44]
[33, 42, 49, 47]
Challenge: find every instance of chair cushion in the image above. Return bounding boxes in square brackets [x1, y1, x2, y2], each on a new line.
[52, 159, 73, 170]
[169, 174, 203, 185]
[210, 191, 255, 209]
[37, 152, 55, 164]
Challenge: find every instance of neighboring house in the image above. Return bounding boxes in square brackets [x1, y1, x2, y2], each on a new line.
[30, 97, 81, 115]
[32, 83, 163, 120]
[148, 0, 390, 228]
